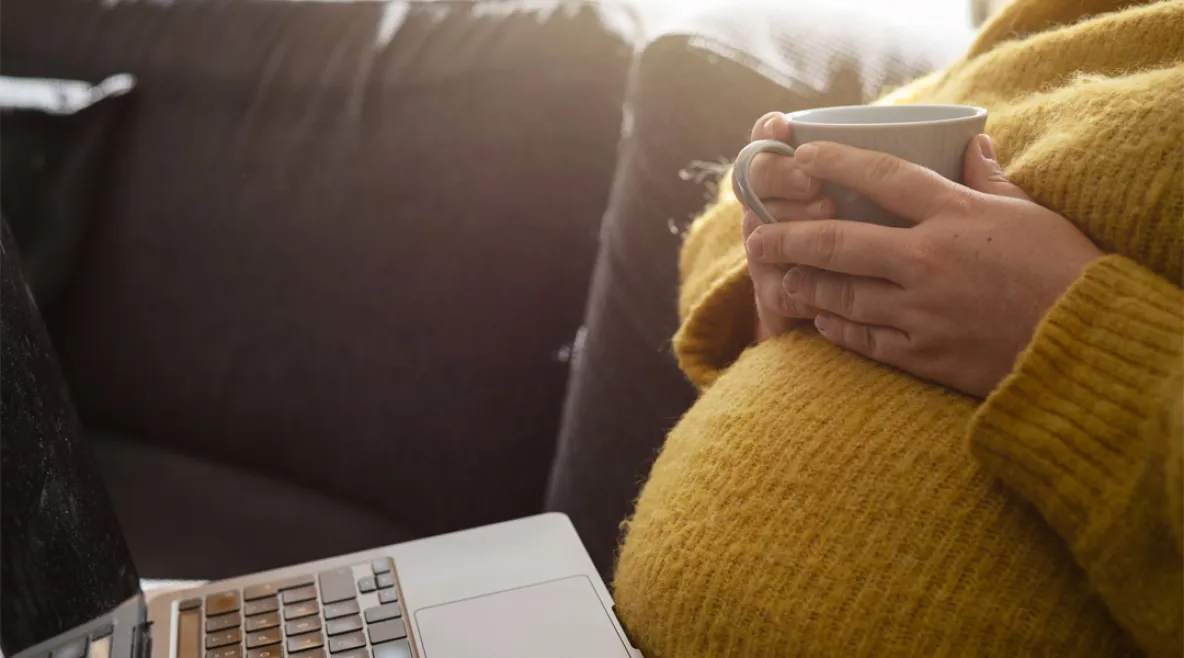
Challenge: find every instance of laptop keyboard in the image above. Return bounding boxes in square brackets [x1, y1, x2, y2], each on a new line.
[176, 559, 410, 658]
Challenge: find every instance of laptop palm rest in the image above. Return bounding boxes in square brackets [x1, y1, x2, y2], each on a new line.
[414, 576, 632, 658]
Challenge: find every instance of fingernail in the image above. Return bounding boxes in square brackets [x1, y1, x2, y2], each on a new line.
[795, 143, 818, 166]
[814, 314, 832, 334]
[765, 112, 788, 135]
[807, 198, 830, 218]
[747, 232, 764, 258]
[979, 134, 997, 161]
[783, 267, 801, 294]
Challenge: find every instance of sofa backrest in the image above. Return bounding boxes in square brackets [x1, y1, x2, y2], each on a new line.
[2, 0, 638, 536]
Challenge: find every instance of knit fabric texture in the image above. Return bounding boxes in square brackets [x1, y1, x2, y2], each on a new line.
[613, 1, 1184, 657]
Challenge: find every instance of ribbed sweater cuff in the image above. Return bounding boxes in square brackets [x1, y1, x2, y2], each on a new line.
[968, 255, 1184, 549]
[673, 259, 755, 389]
[672, 179, 757, 389]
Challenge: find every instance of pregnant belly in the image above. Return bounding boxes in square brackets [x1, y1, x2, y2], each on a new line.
[613, 332, 1132, 658]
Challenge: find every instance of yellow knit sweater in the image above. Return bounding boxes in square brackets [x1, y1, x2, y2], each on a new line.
[613, 1, 1184, 657]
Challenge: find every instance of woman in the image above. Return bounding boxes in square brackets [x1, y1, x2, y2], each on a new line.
[613, 0, 1182, 656]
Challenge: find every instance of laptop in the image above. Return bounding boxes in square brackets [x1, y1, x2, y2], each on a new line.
[0, 223, 642, 658]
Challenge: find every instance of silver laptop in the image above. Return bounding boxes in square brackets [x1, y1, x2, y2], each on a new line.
[0, 244, 643, 658]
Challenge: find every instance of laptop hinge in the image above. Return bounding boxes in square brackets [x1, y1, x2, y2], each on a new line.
[131, 621, 154, 658]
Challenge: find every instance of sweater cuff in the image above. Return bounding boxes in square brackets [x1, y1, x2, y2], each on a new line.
[671, 172, 759, 389]
[968, 255, 1184, 549]
[673, 258, 755, 389]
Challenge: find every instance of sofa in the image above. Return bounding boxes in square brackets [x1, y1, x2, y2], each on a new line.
[1, 0, 973, 581]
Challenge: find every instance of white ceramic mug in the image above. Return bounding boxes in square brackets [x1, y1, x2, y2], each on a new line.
[733, 104, 988, 227]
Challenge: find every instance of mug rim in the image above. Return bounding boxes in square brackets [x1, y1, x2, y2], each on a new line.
[786, 104, 988, 128]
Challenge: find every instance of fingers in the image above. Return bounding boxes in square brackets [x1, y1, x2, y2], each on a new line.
[793, 142, 962, 224]
[737, 113, 820, 203]
[754, 264, 817, 318]
[746, 205, 817, 339]
[748, 227, 817, 329]
[751, 112, 790, 141]
[741, 200, 835, 240]
[784, 266, 901, 326]
[814, 313, 911, 365]
[962, 134, 1031, 201]
[749, 153, 822, 202]
[746, 219, 914, 282]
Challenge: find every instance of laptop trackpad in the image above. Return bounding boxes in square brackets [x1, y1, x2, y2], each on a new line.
[414, 576, 632, 658]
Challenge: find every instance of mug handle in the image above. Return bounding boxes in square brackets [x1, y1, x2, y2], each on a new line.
[733, 139, 797, 225]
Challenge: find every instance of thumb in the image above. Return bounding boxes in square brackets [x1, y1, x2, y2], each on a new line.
[964, 134, 1029, 200]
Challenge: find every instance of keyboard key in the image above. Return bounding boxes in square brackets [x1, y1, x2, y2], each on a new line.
[377, 590, 397, 605]
[322, 600, 359, 620]
[287, 633, 324, 653]
[243, 597, 278, 617]
[245, 628, 282, 650]
[371, 559, 391, 575]
[243, 576, 315, 602]
[206, 647, 241, 658]
[52, 637, 87, 658]
[286, 616, 321, 636]
[205, 592, 240, 617]
[371, 641, 412, 658]
[205, 613, 240, 633]
[363, 604, 400, 624]
[357, 577, 376, 593]
[245, 645, 281, 658]
[205, 628, 241, 649]
[284, 601, 320, 620]
[332, 649, 368, 658]
[282, 585, 318, 605]
[367, 619, 407, 644]
[327, 631, 366, 654]
[317, 569, 356, 604]
[179, 598, 202, 612]
[178, 611, 201, 658]
[291, 649, 326, 658]
[375, 573, 394, 589]
[325, 615, 362, 637]
[244, 612, 279, 632]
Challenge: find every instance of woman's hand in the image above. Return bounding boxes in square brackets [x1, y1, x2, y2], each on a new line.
[744, 134, 1103, 398]
[738, 113, 835, 341]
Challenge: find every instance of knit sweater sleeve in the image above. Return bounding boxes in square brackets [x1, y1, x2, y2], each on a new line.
[672, 169, 755, 389]
[967, 254, 1184, 657]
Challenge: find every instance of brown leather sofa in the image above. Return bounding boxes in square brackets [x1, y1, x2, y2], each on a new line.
[2, 0, 971, 581]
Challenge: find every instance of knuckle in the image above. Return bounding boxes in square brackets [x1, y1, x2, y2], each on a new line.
[782, 289, 805, 317]
[810, 143, 842, 171]
[839, 279, 858, 318]
[849, 324, 879, 356]
[759, 229, 782, 260]
[865, 153, 902, 184]
[907, 235, 941, 276]
[810, 223, 842, 267]
[757, 279, 783, 316]
[932, 188, 974, 218]
[754, 155, 789, 199]
[986, 171, 1011, 187]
